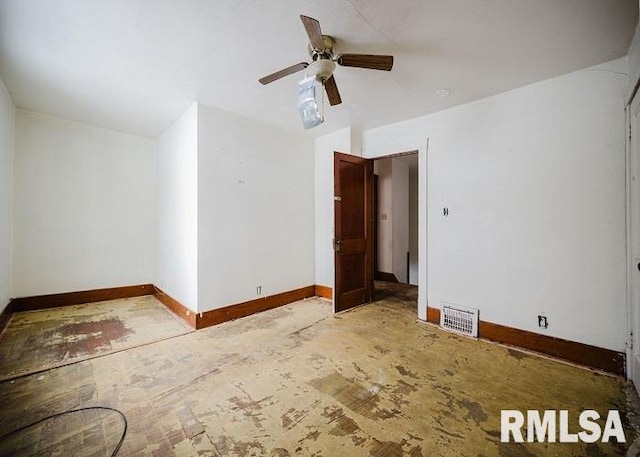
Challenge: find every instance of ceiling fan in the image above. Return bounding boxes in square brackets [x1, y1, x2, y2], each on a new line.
[258, 15, 394, 106]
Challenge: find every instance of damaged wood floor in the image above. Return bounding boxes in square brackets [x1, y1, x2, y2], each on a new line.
[0, 296, 193, 381]
[0, 283, 632, 456]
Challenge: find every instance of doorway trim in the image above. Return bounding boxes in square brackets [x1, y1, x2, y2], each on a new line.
[333, 143, 428, 320]
[626, 92, 640, 381]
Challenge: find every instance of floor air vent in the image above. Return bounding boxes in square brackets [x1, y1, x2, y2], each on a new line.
[440, 304, 479, 338]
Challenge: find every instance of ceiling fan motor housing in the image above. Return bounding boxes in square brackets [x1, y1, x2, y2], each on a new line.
[307, 35, 336, 58]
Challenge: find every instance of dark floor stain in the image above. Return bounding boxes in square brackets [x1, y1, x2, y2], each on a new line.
[389, 380, 418, 409]
[443, 369, 454, 376]
[352, 362, 368, 377]
[298, 430, 321, 442]
[228, 394, 273, 428]
[280, 371, 294, 380]
[234, 439, 267, 456]
[214, 435, 266, 456]
[288, 320, 324, 348]
[369, 439, 404, 457]
[281, 410, 294, 429]
[583, 443, 609, 457]
[395, 365, 419, 379]
[433, 384, 452, 393]
[281, 406, 311, 430]
[322, 407, 360, 436]
[497, 443, 537, 457]
[374, 281, 418, 303]
[55, 318, 133, 358]
[436, 386, 455, 410]
[269, 448, 291, 457]
[408, 444, 423, 457]
[309, 372, 385, 419]
[309, 372, 400, 419]
[434, 426, 464, 440]
[458, 398, 488, 423]
[321, 405, 344, 421]
[352, 435, 367, 446]
[374, 345, 390, 355]
[389, 394, 410, 409]
[507, 348, 526, 360]
[329, 414, 360, 436]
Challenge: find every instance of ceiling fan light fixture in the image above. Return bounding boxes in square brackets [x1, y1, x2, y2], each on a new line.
[306, 59, 336, 82]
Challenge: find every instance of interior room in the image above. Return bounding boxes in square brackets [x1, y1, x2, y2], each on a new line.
[1, 1, 640, 455]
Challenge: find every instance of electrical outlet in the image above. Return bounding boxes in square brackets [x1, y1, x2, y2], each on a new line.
[256, 286, 262, 295]
[538, 315, 548, 329]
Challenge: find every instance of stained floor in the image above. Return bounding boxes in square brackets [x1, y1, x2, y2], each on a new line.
[0, 284, 633, 456]
[0, 295, 193, 381]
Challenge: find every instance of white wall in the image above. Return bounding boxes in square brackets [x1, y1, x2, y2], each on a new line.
[629, 91, 640, 386]
[374, 158, 393, 274]
[314, 127, 354, 289]
[392, 159, 410, 283]
[363, 58, 628, 352]
[0, 79, 14, 311]
[155, 103, 199, 312]
[408, 161, 419, 285]
[12, 110, 156, 297]
[627, 13, 640, 384]
[198, 104, 314, 312]
[374, 157, 412, 284]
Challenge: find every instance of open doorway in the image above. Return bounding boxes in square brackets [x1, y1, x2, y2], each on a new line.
[333, 148, 426, 319]
[372, 153, 419, 309]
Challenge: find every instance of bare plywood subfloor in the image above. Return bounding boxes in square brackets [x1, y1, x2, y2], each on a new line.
[0, 285, 632, 456]
[0, 295, 193, 380]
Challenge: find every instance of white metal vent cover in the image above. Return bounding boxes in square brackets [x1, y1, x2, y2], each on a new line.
[440, 303, 479, 338]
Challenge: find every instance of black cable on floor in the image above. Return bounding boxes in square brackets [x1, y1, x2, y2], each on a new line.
[0, 406, 127, 456]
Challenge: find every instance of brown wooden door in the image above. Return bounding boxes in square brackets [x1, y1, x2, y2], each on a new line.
[334, 152, 374, 312]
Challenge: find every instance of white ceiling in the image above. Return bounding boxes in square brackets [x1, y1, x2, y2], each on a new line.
[0, 0, 637, 139]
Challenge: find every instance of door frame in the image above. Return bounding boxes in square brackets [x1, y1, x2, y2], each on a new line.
[333, 143, 428, 321]
[627, 93, 640, 381]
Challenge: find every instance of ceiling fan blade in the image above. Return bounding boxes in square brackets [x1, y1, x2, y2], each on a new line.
[259, 62, 309, 85]
[300, 15, 324, 51]
[324, 75, 342, 106]
[336, 54, 394, 71]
